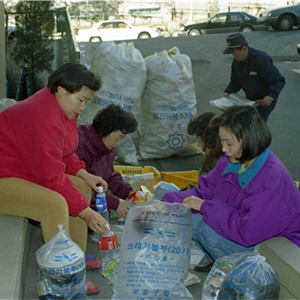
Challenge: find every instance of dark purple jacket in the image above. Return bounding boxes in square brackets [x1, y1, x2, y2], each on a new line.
[76, 124, 133, 211]
[162, 150, 300, 248]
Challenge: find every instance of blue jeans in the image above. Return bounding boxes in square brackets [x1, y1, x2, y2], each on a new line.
[192, 214, 255, 262]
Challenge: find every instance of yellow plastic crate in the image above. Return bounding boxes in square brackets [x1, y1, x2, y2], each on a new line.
[114, 165, 161, 187]
[160, 170, 199, 189]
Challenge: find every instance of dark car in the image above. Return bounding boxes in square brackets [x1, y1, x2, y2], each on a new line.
[257, 3, 300, 31]
[178, 12, 268, 36]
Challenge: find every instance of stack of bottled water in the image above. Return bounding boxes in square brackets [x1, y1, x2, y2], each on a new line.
[36, 225, 86, 299]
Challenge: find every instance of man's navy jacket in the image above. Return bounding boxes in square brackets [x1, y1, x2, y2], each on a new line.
[225, 47, 286, 101]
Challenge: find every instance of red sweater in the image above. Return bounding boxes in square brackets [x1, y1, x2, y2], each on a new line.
[0, 88, 89, 215]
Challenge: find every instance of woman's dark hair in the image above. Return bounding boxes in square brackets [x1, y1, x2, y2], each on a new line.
[188, 112, 220, 152]
[93, 104, 138, 137]
[188, 112, 217, 136]
[210, 106, 272, 162]
[47, 63, 101, 94]
[187, 112, 222, 176]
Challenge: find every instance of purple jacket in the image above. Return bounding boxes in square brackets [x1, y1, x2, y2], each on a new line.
[162, 149, 300, 248]
[76, 124, 133, 211]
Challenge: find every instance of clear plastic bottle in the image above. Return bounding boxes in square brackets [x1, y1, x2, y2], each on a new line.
[90, 187, 110, 243]
[99, 231, 120, 284]
[96, 186, 109, 222]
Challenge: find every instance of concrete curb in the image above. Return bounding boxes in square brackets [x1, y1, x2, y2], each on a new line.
[0, 215, 29, 300]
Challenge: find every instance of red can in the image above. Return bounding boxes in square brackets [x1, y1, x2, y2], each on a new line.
[99, 231, 119, 251]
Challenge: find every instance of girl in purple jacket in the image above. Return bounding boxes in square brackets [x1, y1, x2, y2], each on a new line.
[162, 106, 300, 272]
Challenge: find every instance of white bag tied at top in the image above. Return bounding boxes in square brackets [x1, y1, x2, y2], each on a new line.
[112, 201, 194, 300]
[89, 41, 147, 165]
[139, 47, 197, 159]
[35, 225, 86, 299]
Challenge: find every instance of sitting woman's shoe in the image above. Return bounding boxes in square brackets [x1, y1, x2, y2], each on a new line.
[86, 279, 100, 295]
[85, 253, 102, 270]
[194, 261, 214, 272]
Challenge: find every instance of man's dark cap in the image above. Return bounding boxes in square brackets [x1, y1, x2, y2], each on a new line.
[223, 33, 247, 54]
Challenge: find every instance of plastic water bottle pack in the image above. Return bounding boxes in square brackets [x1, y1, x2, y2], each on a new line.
[35, 225, 86, 299]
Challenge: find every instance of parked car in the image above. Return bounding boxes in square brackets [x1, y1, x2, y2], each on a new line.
[178, 12, 268, 36]
[257, 3, 300, 31]
[76, 20, 162, 42]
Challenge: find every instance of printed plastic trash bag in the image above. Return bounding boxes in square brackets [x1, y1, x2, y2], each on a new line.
[90, 41, 147, 165]
[202, 251, 280, 300]
[202, 251, 255, 300]
[112, 201, 194, 300]
[113, 134, 139, 166]
[76, 101, 101, 127]
[139, 47, 197, 159]
[35, 225, 86, 299]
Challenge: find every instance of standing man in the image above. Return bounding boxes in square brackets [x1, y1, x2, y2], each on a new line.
[222, 33, 285, 122]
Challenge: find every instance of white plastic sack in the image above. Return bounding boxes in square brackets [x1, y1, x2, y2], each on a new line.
[90, 42, 147, 165]
[0, 98, 18, 112]
[76, 101, 101, 127]
[139, 47, 197, 159]
[112, 201, 194, 300]
[114, 134, 139, 166]
[35, 225, 86, 299]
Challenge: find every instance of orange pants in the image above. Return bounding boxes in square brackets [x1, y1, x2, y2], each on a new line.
[0, 176, 91, 252]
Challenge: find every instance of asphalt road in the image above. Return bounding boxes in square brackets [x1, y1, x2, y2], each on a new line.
[78, 29, 300, 181]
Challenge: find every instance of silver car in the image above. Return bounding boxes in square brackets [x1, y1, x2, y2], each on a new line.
[257, 3, 300, 31]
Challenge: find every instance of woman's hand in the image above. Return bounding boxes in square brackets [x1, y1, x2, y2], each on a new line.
[79, 206, 109, 233]
[76, 169, 108, 192]
[116, 199, 130, 218]
[183, 195, 204, 211]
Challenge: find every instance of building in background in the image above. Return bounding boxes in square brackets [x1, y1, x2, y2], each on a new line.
[117, 0, 291, 24]
[63, 0, 293, 27]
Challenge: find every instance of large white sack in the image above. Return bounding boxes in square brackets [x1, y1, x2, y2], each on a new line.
[139, 47, 197, 159]
[89, 41, 147, 165]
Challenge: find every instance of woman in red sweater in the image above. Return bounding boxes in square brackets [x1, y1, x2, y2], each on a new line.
[0, 63, 108, 295]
